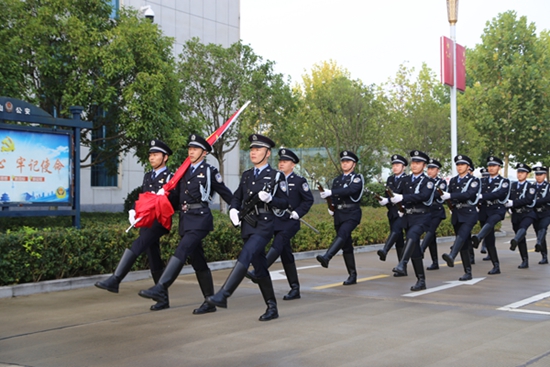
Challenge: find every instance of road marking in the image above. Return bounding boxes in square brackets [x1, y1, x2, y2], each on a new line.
[267, 265, 321, 280]
[498, 291, 550, 315]
[402, 277, 485, 297]
[313, 274, 389, 290]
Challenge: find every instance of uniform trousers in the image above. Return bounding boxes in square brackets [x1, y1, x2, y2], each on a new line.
[130, 220, 169, 273]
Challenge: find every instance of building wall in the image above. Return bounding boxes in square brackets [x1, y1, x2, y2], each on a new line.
[81, 0, 241, 212]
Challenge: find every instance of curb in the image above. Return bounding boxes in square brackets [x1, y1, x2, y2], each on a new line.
[0, 232, 506, 299]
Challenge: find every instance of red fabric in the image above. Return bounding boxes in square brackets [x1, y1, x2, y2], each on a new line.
[134, 101, 250, 231]
[440, 36, 454, 86]
[456, 43, 466, 92]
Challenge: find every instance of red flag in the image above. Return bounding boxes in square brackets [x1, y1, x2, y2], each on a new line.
[133, 100, 251, 230]
[456, 43, 466, 92]
[440, 36, 454, 86]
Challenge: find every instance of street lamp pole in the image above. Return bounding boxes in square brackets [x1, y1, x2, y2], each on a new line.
[447, 0, 458, 176]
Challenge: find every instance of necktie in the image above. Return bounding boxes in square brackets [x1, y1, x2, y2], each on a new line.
[191, 166, 196, 174]
[151, 171, 156, 179]
[254, 168, 260, 179]
[411, 176, 415, 183]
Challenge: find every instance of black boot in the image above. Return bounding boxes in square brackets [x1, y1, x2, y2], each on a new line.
[539, 239, 548, 264]
[420, 231, 434, 255]
[469, 246, 476, 265]
[377, 231, 400, 261]
[472, 223, 493, 249]
[458, 248, 473, 281]
[95, 249, 137, 293]
[393, 246, 407, 277]
[486, 245, 501, 275]
[480, 242, 487, 254]
[282, 263, 300, 300]
[510, 228, 526, 251]
[206, 261, 247, 308]
[246, 247, 279, 283]
[539, 253, 548, 265]
[316, 237, 344, 268]
[257, 276, 279, 321]
[518, 258, 529, 268]
[459, 266, 472, 281]
[138, 256, 184, 305]
[150, 269, 170, 311]
[518, 241, 529, 268]
[535, 229, 546, 252]
[342, 253, 357, 285]
[442, 236, 466, 268]
[193, 269, 217, 314]
[393, 238, 415, 276]
[410, 257, 426, 291]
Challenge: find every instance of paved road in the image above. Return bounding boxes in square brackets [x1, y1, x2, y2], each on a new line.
[1, 221, 550, 367]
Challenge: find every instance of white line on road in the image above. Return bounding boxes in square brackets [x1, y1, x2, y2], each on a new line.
[498, 291, 550, 315]
[269, 265, 321, 280]
[402, 277, 485, 297]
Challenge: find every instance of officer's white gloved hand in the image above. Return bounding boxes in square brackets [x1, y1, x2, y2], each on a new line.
[378, 198, 389, 206]
[258, 191, 272, 203]
[390, 193, 403, 204]
[229, 208, 241, 226]
[290, 211, 300, 220]
[449, 209, 453, 215]
[328, 208, 334, 216]
[440, 192, 451, 201]
[320, 190, 332, 199]
[128, 209, 137, 225]
[505, 200, 513, 208]
[398, 211, 404, 217]
[478, 194, 483, 200]
[156, 188, 165, 196]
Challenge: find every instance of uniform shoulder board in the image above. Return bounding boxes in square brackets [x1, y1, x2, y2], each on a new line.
[471, 180, 479, 188]
[530, 187, 536, 195]
[427, 181, 434, 189]
[302, 182, 310, 192]
[279, 180, 287, 192]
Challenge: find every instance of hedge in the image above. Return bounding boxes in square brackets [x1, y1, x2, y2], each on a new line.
[0, 204, 478, 286]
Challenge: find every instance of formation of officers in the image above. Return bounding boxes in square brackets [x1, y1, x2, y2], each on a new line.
[96, 134, 549, 321]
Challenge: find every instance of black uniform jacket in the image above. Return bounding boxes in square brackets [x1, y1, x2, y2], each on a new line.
[274, 172, 314, 232]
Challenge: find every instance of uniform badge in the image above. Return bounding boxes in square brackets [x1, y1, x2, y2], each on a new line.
[440, 183, 446, 189]
[427, 181, 434, 189]
[471, 181, 479, 188]
[191, 134, 196, 141]
[503, 182, 509, 188]
[530, 187, 536, 194]
[302, 182, 309, 191]
[151, 140, 155, 146]
[279, 180, 287, 192]
[159, 179, 164, 184]
[215, 173, 222, 183]
[353, 177, 361, 183]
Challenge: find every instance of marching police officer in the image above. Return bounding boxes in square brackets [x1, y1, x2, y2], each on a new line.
[377, 154, 408, 276]
[390, 151, 435, 291]
[95, 139, 175, 311]
[440, 155, 481, 281]
[246, 148, 314, 300]
[532, 166, 550, 265]
[316, 150, 364, 285]
[471, 156, 510, 275]
[206, 134, 289, 321]
[138, 134, 233, 314]
[506, 163, 537, 268]
[419, 158, 447, 271]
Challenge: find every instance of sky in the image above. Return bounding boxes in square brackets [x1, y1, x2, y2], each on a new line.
[240, 0, 550, 86]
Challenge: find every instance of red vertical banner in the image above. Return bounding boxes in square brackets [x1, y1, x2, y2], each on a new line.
[456, 43, 466, 92]
[440, 36, 454, 86]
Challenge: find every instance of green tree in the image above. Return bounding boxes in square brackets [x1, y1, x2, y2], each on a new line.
[460, 11, 550, 176]
[0, 0, 183, 173]
[296, 60, 385, 183]
[176, 38, 297, 179]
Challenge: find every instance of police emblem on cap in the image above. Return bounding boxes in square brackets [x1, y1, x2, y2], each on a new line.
[392, 155, 396, 160]
[282, 149, 286, 154]
[519, 164, 524, 168]
[429, 159, 433, 163]
[490, 156, 493, 161]
[151, 140, 155, 146]
[252, 135, 258, 140]
[343, 151, 348, 156]
[414, 151, 419, 156]
[191, 134, 196, 141]
[458, 155, 462, 160]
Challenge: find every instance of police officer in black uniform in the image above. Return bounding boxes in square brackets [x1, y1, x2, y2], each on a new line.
[440, 155, 481, 281]
[316, 150, 364, 285]
[246, 148, 314, 300]
[377, 154, 408, 276]
[471, 156, 510, 275]
[419, 158, 447, 271]
[506, 163, 537, 268]
[138, 134, 233, 314]
[206, 134, 289, 321]
[390, 150, 435, 291]
[532, 166, 550, 265]
[95, 139, 174, 311]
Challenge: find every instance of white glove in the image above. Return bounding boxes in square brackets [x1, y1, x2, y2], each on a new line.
[398, 211, 404, 217]
[290, 211, 300, 220]
[128, 209, 137, 225]
[449, 210, 452, 216]
[440, 192, 451, 201]
[478, 194, 483, 199]
[320, 190, 332, 199]
[378, 198, 389, 206]
[328, 208, 334, 216]
[390, 193, 403, 204]
[505, 200, 513, 208]
[258, 191, 272, 203]
[156, 188, 165, 196]
[229, 208, 241, 226]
